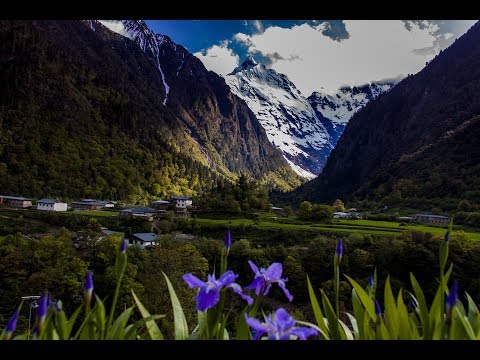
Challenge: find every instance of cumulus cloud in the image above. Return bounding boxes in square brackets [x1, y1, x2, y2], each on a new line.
[233, 20, 477, 95]
[194, 41, 240, 76]
[98, 20, 130, 38]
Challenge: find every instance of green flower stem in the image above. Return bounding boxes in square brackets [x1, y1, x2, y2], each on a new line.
[106, 251, 126, 337]
[334, 258, 340, 319]
[220, 252, 227, 277]
[212, 292, 226, 339]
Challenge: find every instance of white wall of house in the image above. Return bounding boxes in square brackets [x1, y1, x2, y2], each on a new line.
[175, 199, 192, 209]
[37, 202, 68, 211]
[128, 239, 156, 249]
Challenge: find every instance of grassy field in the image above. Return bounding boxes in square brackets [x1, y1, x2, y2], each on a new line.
[195, 217, 480, 241]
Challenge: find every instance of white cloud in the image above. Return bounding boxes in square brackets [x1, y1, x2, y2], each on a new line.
[194, 41, 240, 76]
[233, 20, 477, 95]
[98, 20, 130, 38]
[252, 20, 264, 33]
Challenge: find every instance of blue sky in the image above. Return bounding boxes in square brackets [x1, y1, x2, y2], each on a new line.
[141, 20, 476, 95]
[145, 20, 347, 55]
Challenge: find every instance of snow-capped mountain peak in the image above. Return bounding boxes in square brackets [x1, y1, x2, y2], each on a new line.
[226, 58, 334, 179]
[225, 59, 395, 178]
[229, 55, 258, 75]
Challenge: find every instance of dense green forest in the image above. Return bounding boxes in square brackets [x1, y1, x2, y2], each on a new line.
[0, 20, 300, 203]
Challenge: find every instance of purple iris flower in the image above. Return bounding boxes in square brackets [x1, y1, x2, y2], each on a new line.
[245, 308, 318, 340]
[374, 299, 382, 315]
[224, 229, 232, 256]
[245, 261, 293, 302]
[444, 231, 450, 242]
[183, 270, 253, 312]
[4, 308, 19, 338]
[36, 292, 48, 322]
[84, 270, 94, 305]
[84, 271, 94, 293]
[121, 239, 127, 253]
[446, 281, 458, 312]
[368, 276, 374, 288]
[336, 238, 343, 256]
[336, 238, 343, 264]
[47, 293, 61, 313]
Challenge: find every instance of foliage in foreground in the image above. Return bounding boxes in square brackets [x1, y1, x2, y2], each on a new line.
[1, 221, 480, 340]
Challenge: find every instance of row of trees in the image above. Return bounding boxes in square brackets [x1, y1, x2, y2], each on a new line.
[298, 201, 334, 221]
[197, 174, 270, 216]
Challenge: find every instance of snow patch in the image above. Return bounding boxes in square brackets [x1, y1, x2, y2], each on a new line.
[120, 21, 170, 105]
[177, 53, 185, 76]
[310, 82, 394, 125]
[98, 20, 131, 38]
[284, 158, 316, 179]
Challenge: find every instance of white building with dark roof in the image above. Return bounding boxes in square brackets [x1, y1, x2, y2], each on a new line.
[126, 233, 158, 249]
[37, 198, 68, 212]
[171, 196, 192, 209]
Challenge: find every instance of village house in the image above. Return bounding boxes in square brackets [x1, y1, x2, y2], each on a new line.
[151, 200, 170, 210]
[71, 201, 104, 211]
[333, 211, 349, 219]
[171, 196, 193, 218]
[0, 195, 33, 208]
[81, 199, 116, 208]
[171, 196, 192, 209]
[119, 207, 157, 221]
[412, 214, 450, 225]
[37, 198, 68, 212]
[271, 206, 284, 217]
[126, 232, 158, 249]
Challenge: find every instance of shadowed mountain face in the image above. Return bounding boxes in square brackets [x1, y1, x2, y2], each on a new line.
[0, 20, 300, 200]
[294, 21, 480, 210]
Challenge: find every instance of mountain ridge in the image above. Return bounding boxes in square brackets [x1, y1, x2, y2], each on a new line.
[225, 57, 393, 178]
[0, 20, 301, 202]
[293, 20, 480, 210]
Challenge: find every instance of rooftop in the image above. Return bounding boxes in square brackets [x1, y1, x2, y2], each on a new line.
[38, 198, 62, 204]
[83, 199, 114, 204]
[72, 201, 103, 206]
[130, 233, 157, 242]
[0, 195, 32, 201]
[414, 214, 450, 219]
[152, 200, 170, 204]
[172, 196, 191, 200]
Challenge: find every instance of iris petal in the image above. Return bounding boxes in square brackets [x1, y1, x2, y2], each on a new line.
[274, 308, 296, 331]
[229, 283, 253, 305]
[182, 273, 206, 288]
[264, 262, 283, 280]
[219, 270, 238, 287]
[291, 327, 318, 340]
[248, 260, 260, 275]
[195, 286, 220, 311]
[277, 280, 294, 302]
